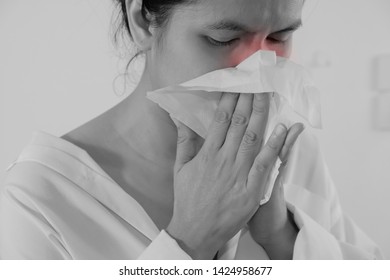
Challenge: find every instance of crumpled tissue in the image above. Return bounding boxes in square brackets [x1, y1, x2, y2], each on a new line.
[146, 50, 322, 205]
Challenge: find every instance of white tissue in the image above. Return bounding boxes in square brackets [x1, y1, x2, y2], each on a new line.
[146, 50, 322, 205]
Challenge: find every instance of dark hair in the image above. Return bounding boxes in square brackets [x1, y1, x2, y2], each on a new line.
[113, 0, 196, 48]
[111, 0, 196, 96]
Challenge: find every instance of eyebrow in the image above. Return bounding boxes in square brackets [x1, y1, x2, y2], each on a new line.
[204, 19, 302, 33]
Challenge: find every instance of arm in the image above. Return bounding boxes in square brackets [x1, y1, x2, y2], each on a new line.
[0, 184, 71, 260]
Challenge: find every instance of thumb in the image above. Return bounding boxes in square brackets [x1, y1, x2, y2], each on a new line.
[266, 123, 304, 205]
[172, 117, 199, 173]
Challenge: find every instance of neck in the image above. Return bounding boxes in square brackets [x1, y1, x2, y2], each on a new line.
[109, 66, 178, 169]
[60, 63, 179, 230]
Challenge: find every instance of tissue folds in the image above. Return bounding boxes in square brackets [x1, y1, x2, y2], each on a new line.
[147, 50, 321, 139]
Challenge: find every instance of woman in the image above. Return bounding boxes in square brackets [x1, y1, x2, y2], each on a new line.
[0, 0, 382, 259]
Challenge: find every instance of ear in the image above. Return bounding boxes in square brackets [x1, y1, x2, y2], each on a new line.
[125, 0, 154, 51]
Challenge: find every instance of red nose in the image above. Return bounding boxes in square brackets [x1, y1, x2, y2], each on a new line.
[229, 40, 266, 66]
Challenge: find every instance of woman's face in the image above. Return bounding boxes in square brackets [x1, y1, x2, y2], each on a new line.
[147, 0, 304, 89]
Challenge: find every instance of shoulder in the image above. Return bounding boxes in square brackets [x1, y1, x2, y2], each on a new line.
[1, 130, 96, 208]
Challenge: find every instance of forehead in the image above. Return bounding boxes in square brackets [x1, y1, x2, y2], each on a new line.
[174, 0, 304, 31]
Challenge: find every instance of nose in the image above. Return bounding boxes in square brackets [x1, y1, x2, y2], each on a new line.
[228, 38, 274, 66]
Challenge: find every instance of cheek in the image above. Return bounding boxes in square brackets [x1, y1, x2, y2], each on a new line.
[153, 39, 220, 87]
[228, 40, 293, 66]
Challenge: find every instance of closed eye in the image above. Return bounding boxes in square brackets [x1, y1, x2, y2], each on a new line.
[267, 37, 285, 43]
[267, 33, 294, 44]
[206, 36, 239, 47]
[267, 27, 300, 43]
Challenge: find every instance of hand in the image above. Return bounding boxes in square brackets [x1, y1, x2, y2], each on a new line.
[247, 123, 305, 259]
[166, 92, 291, 259]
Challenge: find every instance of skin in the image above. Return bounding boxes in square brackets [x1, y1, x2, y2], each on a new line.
[62, 0, 305, 259]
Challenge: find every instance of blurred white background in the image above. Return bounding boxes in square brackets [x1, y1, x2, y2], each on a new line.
[1, 0, 389, 258]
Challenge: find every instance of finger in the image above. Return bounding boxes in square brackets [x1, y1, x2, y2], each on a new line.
[254, 167, 288, 225]
[222, 93, 253, 157]
[279, 123, 305, 163]
[202, 92, 239, 152]
[236, 92, 271, 173]
[261, 123, 304, 205]
[247, 123, 288, 194]
[173, 117, 201, 173]
[264, 155, 289, 209]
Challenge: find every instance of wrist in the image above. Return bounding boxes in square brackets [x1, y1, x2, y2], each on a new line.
[252, 210, 299, 259]
[166, 222, 217, 260]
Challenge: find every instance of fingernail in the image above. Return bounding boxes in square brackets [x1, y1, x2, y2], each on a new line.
[275, 124, 287, 136]
[289, 123, 305, 146]
[293, 123, 305, 137]
[299, 123, 305, 133]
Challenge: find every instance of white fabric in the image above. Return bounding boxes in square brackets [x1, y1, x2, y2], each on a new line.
[0, 130, 383, 259]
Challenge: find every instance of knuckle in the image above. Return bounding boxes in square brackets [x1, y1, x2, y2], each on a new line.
[215, 110, 231, 124]
[231, 113, 248, 126]
[242, 130, 258, 146]
[252, 103, 269, 114]
[254, 160, 269, 173]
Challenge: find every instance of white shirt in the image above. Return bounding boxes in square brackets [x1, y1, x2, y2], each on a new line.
[0, 130, 382, 259]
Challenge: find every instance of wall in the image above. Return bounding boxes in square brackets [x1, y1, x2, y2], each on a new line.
[293, 0, 390, 258]
[0, 0, 123, 167]
[1, 0, 389, 258]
